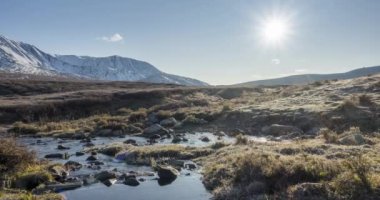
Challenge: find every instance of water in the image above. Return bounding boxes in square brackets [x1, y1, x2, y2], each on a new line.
[18, 133, 267, 200]
[62, 173, 210, 200]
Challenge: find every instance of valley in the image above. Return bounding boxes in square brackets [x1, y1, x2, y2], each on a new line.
[0, 73, 379, 200]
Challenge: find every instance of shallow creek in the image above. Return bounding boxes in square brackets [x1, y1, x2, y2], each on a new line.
[18, 133, 267, 200]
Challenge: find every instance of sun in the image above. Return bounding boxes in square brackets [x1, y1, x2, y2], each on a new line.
[259, 16, 292, 46]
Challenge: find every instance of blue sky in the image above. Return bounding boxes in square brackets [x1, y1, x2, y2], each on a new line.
[1, 0, 379, 85]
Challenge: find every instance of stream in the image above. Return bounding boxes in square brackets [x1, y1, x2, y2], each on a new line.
[18, 132, 267, 200]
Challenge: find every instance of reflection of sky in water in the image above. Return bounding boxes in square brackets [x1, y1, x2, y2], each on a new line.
[62, 173, 211, 200]
[18, 133, 267, 200]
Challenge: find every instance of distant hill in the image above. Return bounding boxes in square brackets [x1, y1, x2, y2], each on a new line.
[235, 66, 380, 87]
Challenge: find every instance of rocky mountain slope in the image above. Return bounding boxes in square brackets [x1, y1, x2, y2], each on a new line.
[0, 35, 208, 86]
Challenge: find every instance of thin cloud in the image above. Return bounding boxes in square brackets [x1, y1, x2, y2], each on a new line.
[295, 69, 307, 73]
[98, 33, 123, 42]
[271, 58, 280, 65]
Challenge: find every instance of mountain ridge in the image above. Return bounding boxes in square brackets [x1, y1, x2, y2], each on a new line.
[0, 35, 208, 86]
[235, 66, 380, 87]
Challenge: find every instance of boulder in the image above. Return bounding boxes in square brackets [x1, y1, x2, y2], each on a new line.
[172, 136, 182, 143]
[64, 161, 82, 171]
[124, 139, 137, 145]
[147, 113, 159, 124]
[200, 136, 210, 142]
[339, 134, 365, 145]
[94, 129, 113, 137]
[124, 177, 140, 186]
[261, 124, 303, 137]
[143, 124, 169, 136]
[14, 172, 52, 190]
[95, 171, 117, 182]
[115, 151, 136, 161]
[102, 178, 117, 187]
[72, 132, 89, 140]
[88, 161, 104, 166]
[157, 166, 179, 181]
[45, 181, 82, 192]
[184, 162, 197, 170]
[160, 117, 178, 127]
[80, 138, 92, 143]
[149, 134, 161, 140]
[99, 146, 124, 156]
[126, 125, 142, 134]
[57, 145, 70, 150]
[49, 165, 69, 181]
[45, 153, 64, 159]
[83, 142, 95, 147]
[86, 155, 98, 161]
[75, 152, 85, 156]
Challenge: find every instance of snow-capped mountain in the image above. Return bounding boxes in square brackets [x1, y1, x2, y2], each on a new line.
[0, 35, 208, 86]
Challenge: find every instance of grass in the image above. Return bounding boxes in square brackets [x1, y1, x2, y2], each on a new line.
[0, 138, 36, 174]
[0, 138, 61, 200]
[0, 190, 63, 200]
[155, 110, 172, 121]
[235, 134, 249, 145]
[128, 108, 148, 123]
[123, 144, 214, 165]
[198, 137, 380, 200]
[320, 128, 339, 143]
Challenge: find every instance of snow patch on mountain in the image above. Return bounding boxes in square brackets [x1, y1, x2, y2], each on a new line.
[0, 35, 208, 86]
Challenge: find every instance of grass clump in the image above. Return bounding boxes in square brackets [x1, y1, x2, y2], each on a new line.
[8, 122, 40, 135]
[0, 191, 63, 200]
[331, 155, 378, 199]
[155, 110, 172, 121]
[358, 94, 374, 106]
[320, 128, 339, 143]
[235, 134, 249, 145]
[210, 142, 228, 150]
[202, 149, 341, 199]
[128, 108, 148, 123]
[125, 145, 213, 165]
[0, 138, 36, 174]
[98, 145, 125, 156]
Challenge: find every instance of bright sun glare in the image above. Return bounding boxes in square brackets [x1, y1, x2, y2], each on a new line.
[260, 16, 291, 45]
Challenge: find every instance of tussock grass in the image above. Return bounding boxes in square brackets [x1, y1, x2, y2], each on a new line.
[320, 128, 339, 143]
[124, 145, 213, 165]
[200, 138, 380, 200]
[0, 138, 36, 174]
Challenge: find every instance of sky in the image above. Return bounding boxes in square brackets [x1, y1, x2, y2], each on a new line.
[0, 0, 379, 85]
